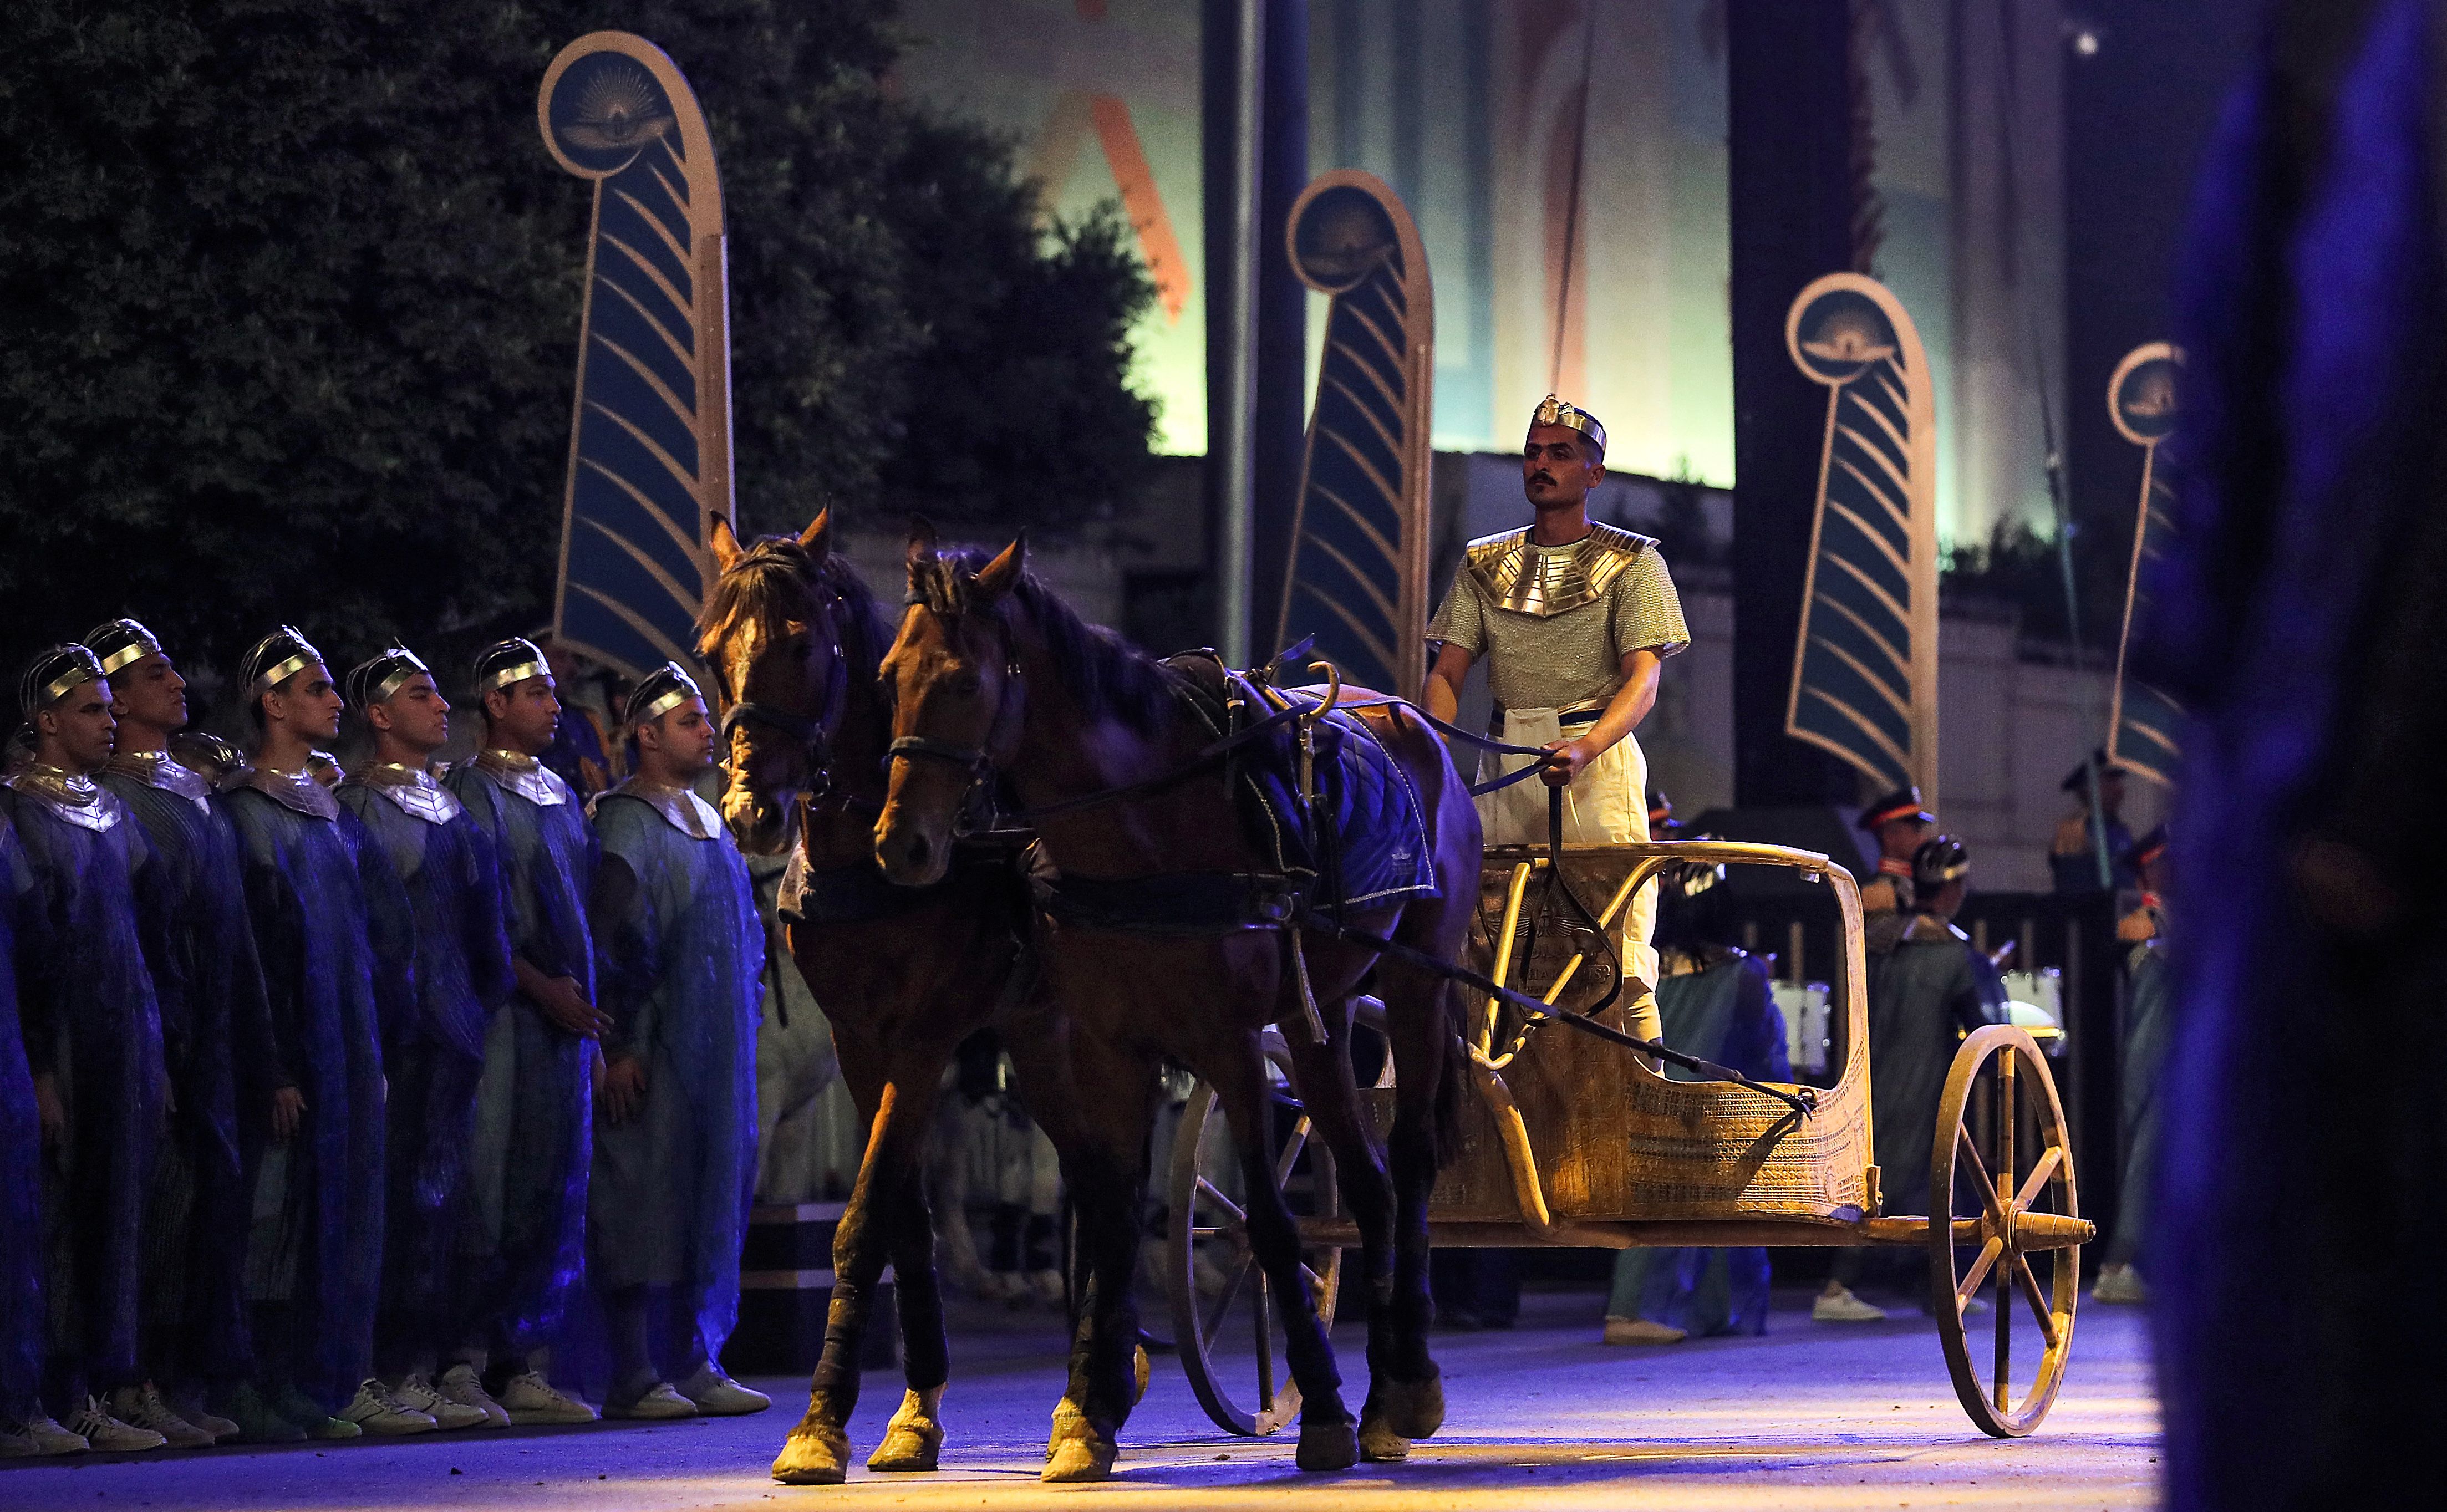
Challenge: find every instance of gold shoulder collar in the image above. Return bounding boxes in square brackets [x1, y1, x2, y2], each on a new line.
[1902, 914, 1971, 945]
[468, 749, 572, 809]
[6, 766, 123, 832]
[105, 751, 215, 806]
[240, 766, 339, 822]
[1464, 523, 1655, 618]
[594, 778, 723, 841]
[344, 762, 462, 826]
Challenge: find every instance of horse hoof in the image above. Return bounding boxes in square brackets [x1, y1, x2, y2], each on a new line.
[1042, 1428, 1117, 1482]
[1357, 1411, 1411, 1463]
[1043, 1398, 1116, 1482]
[1296, 1418, 1359, 1472]
[1373, 1374, 1444, 1441]
[866, 1389, 943, 1473]
[1131, 1344, 1151, 1407]
[770, 1417, 853, 1484]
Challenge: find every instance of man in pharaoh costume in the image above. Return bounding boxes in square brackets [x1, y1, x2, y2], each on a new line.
[1600, 801, 1789, 1346]
[1817, 836, 2008, 1323]
[2094, 824, 2171, 1307]
[1, 803, 72, 1454]
[1423, 394, 1692, 1052]
[1855, 786, 1936, 918]
[85, 619, 277, 1447]
[3, 646, 172, 1452]
[442, 638, 606, 1425]
[585, 665, 769, 1419]
[334, 649, 516, 1429]
[223, 627, 430, 1438]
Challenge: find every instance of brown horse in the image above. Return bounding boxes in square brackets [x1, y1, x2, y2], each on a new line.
[875, 525, 1479, 1478]
[699, 513, 1073, 1484]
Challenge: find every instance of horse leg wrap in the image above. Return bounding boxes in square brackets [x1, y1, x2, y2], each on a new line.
[1367, 1370, 1445, 1442]
[770, 1394, 854, 1485]
[866, 1385, 945, 1473]
[1041, 1395, 1118, 1482]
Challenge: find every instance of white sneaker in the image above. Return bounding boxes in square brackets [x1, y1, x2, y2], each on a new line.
[162, 1388, 240, 1442]
[603, 1381, 698, 1421]
[497, 1370, 598, 1424]
[2093, 1262, 2149, 1305]
[437, 1362, 511, 1428]
[0, 1422, 35, 1458]
[1812, 1284, 1888, 1323]
[391, 1373, 491, 1431]
[1026, 1269, 1067, 1309]
[109, 1383, 218, 1448]
[339, 1378, 438, 1435]
[65, 1396, 167, 1452]
[676, 1365, 770, 1417]
[17, 1414, 90, 1455]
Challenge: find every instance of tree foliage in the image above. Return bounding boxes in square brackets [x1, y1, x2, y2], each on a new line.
[0, 0, 1155, 702]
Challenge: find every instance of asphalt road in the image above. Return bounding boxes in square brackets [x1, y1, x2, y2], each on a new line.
[0, 1288, 2161, 1511]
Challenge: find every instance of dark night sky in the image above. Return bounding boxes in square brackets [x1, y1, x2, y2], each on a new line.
[2064, 1, 2266, 543]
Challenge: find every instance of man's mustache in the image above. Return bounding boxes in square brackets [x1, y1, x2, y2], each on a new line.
[1529, 472, 1556, 487]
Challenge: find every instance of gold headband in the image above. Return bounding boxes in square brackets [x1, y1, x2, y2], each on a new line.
[39, 663, 100, 705]
[476, 657, 549, 695]
[364, 661, 426, 705]
[248, 653, 316, 700]
[1530, 393, 1607, 455]
[635, 684, 695, 723]
[94, 635, 162, 678]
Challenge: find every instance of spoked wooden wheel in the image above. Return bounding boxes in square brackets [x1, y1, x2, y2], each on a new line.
[1930, 1024, 2088, 1437]
[1164, 1047, 1342, 1436]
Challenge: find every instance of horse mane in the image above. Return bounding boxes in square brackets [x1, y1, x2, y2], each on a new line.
[697, 534, 891, 678]
[911, 547, 1179, 733]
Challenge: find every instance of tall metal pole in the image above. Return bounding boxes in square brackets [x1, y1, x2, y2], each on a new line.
[1218, 0, 1265, 667]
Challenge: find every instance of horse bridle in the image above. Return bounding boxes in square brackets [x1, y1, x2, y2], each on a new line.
[885, 602, 1027, 832]
[716, 588, 852, 802]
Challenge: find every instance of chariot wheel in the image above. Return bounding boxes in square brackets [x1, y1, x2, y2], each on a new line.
[1930, 1025, 2082, 1438]
[1164, 1045, 1342, 1437]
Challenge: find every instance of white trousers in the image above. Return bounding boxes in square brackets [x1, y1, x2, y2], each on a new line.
[1474, 711, 1662, 1048]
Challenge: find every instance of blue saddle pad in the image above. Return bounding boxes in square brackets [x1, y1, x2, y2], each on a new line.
[1245, 694, 1439, 908]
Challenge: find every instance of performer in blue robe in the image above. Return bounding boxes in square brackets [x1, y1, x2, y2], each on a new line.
[337, 649, 516, 1432]
[86, 619, 273, 1447]
[586, 666, 768, 1419]
[1602, 847, 1789, 1344]
[223, 628, 429, 1439]
[442, 638, 604, 1426]
[1818, 836, 2006, 1322]
[4, 646, 173, 1452]
[1, 808, 73, 1454]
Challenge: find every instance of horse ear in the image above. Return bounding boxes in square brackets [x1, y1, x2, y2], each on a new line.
[709, 513, 744, 572]
[976, 533, 1027, 600]
[906, 514, 940, 571]
[797, 509, 832, 562]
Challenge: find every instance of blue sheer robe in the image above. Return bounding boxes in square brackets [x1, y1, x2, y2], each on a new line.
[338, 771, 516, 1364]
[585, 782, 761, 1370]
[445, 754, 595, 1357]
[0, 816, 48, 1421]
[3, 775, 167, 1400]
[225, 771, 414, 1409]
[1606, 950, 1789, 1336]
[99, 755, 275, 1383]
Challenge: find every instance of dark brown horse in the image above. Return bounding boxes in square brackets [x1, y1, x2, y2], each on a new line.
[875, 526, 1479, 1478]
[698, 513, 1075, 1485]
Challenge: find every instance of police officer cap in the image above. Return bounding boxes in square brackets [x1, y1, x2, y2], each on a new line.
[1858, 785, 1934, 832]
[2061, 749, 2127, 793]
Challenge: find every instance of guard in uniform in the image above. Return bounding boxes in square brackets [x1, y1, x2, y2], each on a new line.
[2050, 751, 2136, 894]
[2095, 824, 2170, 1305]
[1856, 786, 1935, 918]
[1423, 394, 1692, 1047]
